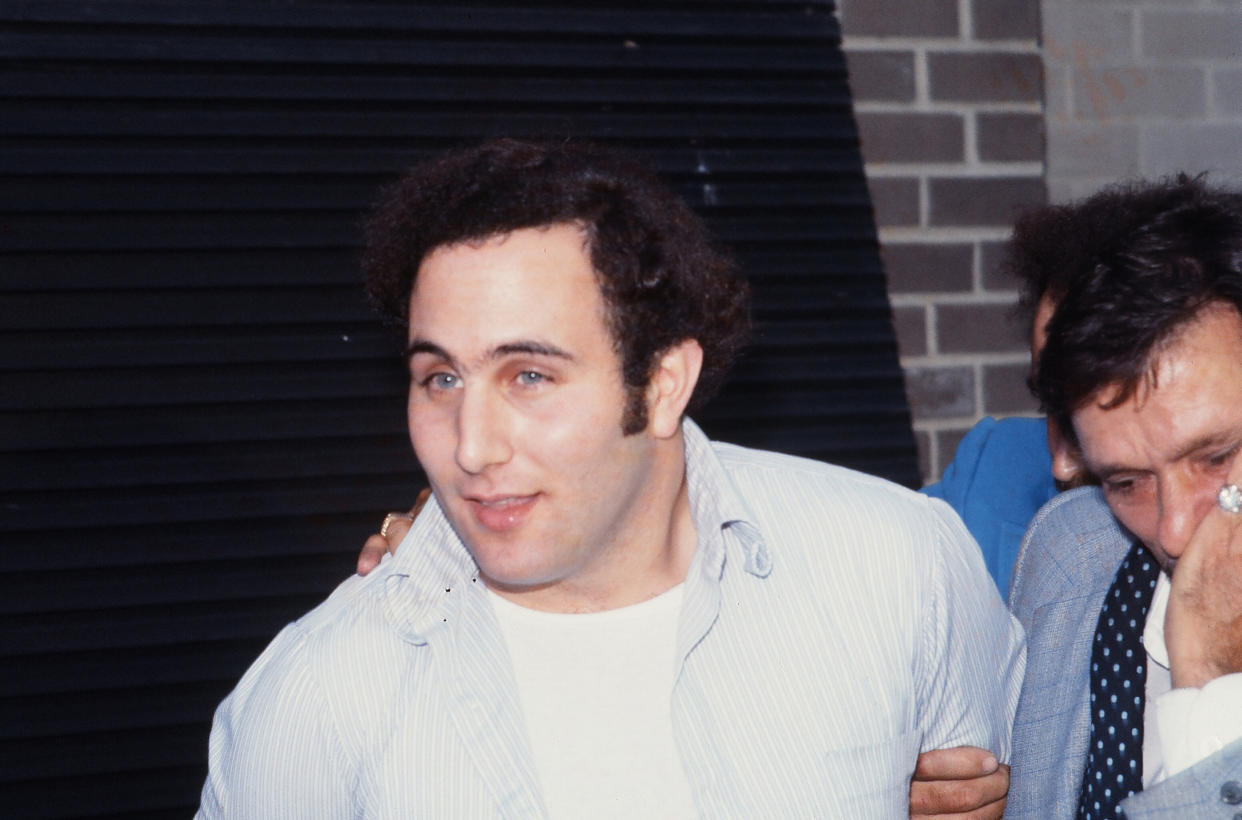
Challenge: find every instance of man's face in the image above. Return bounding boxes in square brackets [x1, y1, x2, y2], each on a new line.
[405, 223, 672, 607]
[1071, 303, 1242, 571]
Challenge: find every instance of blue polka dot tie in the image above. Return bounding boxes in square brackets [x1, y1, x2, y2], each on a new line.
[1076, 541, 1160, 819]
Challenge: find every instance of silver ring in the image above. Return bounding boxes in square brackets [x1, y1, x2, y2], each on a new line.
[1218, 484, 1242, 515]
[380, 512, 415, 538]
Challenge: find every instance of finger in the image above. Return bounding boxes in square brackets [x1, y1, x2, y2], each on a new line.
[912, 746, 998, 781]
[356, 534, 390, 576]
[1177, 472, 1242, 576]
[911, 792, 1005, 820]
[411, 487, 432, 517]
[910, 765, 1007, 816]
[1166, 466, 1242, 687]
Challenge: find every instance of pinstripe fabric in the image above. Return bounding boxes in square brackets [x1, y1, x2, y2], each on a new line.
[197, 420, 1023, 818]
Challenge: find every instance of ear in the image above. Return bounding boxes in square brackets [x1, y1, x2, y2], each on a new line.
[1047, 418, 1084, 485]
[646, 338, 704, 439]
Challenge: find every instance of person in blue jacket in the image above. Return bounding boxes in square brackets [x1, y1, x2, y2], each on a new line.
[920, 226, 1098, 597]
[921, 416, 1055, 599]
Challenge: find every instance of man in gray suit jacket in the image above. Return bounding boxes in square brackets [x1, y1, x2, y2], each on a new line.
[1003, 177, 1242, 819]
[1008, 487, 1242, 818]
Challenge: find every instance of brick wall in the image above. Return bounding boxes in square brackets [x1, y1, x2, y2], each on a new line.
[1042, 0, 1242, 203]
[838, 0, 1047, 483]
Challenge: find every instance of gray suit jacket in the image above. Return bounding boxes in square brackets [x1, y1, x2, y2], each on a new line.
[1006, 487, 1242, 819]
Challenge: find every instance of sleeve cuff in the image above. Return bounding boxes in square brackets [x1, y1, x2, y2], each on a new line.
[1153, 672, 1242, 780]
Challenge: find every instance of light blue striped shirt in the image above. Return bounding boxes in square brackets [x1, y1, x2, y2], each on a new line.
[198, 420, 1024, 818]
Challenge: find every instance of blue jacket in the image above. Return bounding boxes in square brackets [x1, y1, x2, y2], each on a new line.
[921, 416, 1056, 598]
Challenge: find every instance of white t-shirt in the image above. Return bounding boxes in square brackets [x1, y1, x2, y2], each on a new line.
[489, 585, 698, 820]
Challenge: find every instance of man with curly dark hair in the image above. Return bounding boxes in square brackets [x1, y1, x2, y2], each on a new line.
[197, 138, 1022, 819]
[922, 176, 1242, 820]
[1004, 176, 1242, 819]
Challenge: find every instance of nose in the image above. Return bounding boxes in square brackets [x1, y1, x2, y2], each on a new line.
[454, 386, 512, 475]
[1155, 474, 1215, 561]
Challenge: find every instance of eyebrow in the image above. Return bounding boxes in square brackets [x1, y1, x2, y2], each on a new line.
[405, 338, 575, 364]
[1089, 432, 1241, 480]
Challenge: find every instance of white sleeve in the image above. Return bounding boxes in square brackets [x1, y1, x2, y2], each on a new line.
[1152, 674, 1242, 781]
[915, 499, 1027, 762]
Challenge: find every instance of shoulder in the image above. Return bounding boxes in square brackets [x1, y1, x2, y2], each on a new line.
[1007, 487, 1128, 615]
[708, 440, 979, 576]
[1017, 486, 1121, 564]
[216, 565, 418, 746]
[924, 416, 1049, 500]
[713, 439, 940, 520]
[200, 563, 438, 812]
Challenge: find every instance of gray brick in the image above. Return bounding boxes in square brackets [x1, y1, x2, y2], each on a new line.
[1046, 122, 1140, 178]
[867, 177, 921, 228]
[844, 49, 916, 103]
[1141, 123, 1242, 178]
[934, 427, 973, 481]
[891, 305, 928, 358]
[983, 363, 1038, 414]
[1043, 8, 1134, 65]
[1213, 67, 1242, 116]
[1070, 66, 1205, 119]
[1044, 64, 1071, 121]
[914, 429, 933, 486]
[973, 0, 1040, 41]
[904, 366, 976, 419]
[978, 112, 1045, 162]
[856, 112, 965, 164]
[1049, 177, 1112, 205]
[928, 177, 1046, 228]
[937, 303, 1027, 354]
[1142, 10, 1242, 59]
[981, 240, 1016, 292]
[838, 0, 958, 37]
[1142, 10, 1242, 60]
[882, 242, 973, 294]
[928, 52, 1043, 103]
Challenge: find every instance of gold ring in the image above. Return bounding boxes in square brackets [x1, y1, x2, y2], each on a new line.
[380, 512, 415, 538]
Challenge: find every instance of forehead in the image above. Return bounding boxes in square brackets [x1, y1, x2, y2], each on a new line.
[1073, 304, 1242, 466]
[407, 223, 612, 351]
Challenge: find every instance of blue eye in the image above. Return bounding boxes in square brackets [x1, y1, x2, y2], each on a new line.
[423, 372, 459, 390]
[516, 371, 546, 386]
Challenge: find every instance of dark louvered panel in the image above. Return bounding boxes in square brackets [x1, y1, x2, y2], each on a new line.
[1, 2, 914, 816]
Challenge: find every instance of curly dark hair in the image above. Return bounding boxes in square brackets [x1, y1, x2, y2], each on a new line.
[1023, 175, 1242, 445]
[362, 138, 750, 433]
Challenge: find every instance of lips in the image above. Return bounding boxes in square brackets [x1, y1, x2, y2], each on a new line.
[465, 493, 538, 532]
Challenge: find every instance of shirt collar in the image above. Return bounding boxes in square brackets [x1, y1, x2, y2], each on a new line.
[1143, 570, 1172, 669]
[680, 419, 770, 578]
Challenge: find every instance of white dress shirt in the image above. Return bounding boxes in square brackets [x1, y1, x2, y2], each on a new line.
[196, 420, 1025, 818]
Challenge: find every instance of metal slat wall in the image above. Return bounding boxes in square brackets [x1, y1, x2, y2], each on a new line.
[0, 1, 917, 816]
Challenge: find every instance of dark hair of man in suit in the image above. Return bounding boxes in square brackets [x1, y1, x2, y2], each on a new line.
[362, 137, 751, 434]
[1019, 175, 1242, 448]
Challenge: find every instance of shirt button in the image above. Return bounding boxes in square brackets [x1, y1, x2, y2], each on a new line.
[1222, 780, 1242, 805]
